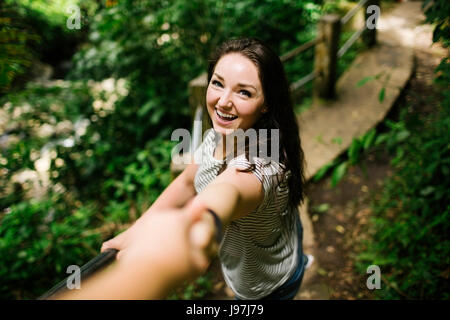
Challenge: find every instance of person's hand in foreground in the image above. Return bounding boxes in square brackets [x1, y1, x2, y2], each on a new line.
[57, 201, 218, 300]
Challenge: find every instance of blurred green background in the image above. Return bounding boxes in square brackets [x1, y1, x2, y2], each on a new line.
[0, 0, 328, 299]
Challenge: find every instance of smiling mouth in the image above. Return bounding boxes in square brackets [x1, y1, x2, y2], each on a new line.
[216, 108, 238, 121]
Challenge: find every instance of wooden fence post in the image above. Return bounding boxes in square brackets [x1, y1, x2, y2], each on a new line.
[188, 72, 210, 134]
[170, 72, 209, 179]
[313, 14, 341, 100]
[363, 0, 379, 47]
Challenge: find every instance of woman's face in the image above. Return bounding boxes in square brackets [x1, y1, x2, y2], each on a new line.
[206, 53, 265, 135]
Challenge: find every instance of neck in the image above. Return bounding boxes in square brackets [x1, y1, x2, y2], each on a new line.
[214, 132, 247, 161]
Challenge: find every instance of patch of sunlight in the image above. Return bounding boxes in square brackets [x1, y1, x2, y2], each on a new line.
[9, 0, 82, 26]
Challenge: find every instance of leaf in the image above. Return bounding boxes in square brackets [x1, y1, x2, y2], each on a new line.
[420, 186, 435, 196]
[317, 268, 327, 276]
[357, 75, 375, 87]
[137, 100, 157, 117]
[314, 203, 330, 213]
[331, 137, 342, 145]
[375, 71, 386, 80]
[331, 162, 348, 188]
[150, 108, 165, 124]
[395, 130, 410, 143]
[379, 87, 386, 103]
[363, 128, 377, 150]
[137, 151, 147, 162]
[336, 225, 345, 233]
[374, 133, 388, 146]
[313, 160, 337, 182]
[348, 139, 362, 165]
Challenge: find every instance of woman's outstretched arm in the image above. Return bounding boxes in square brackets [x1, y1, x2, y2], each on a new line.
[101, 162, 198, 253]
[191, 166, 264, 228]
[57, 201, 216, 300]
[143, 161, 199, 212]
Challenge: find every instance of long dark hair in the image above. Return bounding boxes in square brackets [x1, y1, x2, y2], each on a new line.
[207, 38, 306, 209]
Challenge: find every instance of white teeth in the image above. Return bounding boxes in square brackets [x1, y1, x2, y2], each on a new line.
[217, 109, 237, 119]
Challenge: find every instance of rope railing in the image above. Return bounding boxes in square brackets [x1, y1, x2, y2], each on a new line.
[287, 0, 377, 92]
[290, 70, 319, 92]
[341, 0, 369, 25]
[280, 36, 324, 63]
[191, 105, 203, 152]
[337, 24, 367, 58]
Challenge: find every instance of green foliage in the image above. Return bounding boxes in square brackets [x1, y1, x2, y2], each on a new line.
[0, 0, 100, 92]
[167, 271, 214, 300]
[337, 30, 366, 78]
[0, 195, 102, 299]
[313, 158, 337, 182]
[351, 2, 450, 299]
[312, 203, 331, 213]
[313, 128, 378, 187]
[331, 161, 348, 187]
[7, 0, 87, 27]
[102, 138, 175, 213]
[0, 3, 39, 93]
[356, 101, 450, 299]
[422, 0, 450, 47]
[314, 70, 450, 298]
[356, 70, 391, 103]
[68, 0, 325, 135]
[0, 80, 174, 298]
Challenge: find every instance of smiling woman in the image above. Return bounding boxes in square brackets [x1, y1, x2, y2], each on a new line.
[102, 38, 309, 300]
[206, 53, 266, 135]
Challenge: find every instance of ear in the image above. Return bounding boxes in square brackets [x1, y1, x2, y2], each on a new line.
[261, 106, 268, 114]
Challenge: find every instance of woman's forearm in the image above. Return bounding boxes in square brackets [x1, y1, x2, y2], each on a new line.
[56, 261, 171, 300]
[192, 182, 241, 228]
[141, 163, 198, 217]
[147, 174, 195, 211]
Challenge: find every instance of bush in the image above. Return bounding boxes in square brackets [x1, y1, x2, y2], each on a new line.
[355, 59, 450, 299]
[0, 2, 39, 93]
[0, 80, 175, 299]
[353, 0, 450, 300]
[2, 0, 96, 79]
[0, 196, 102, 299]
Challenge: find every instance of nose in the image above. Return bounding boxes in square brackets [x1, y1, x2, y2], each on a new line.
[217, 90, 233, 109]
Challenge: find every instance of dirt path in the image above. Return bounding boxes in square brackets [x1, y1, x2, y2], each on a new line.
[303, 144, 392, 299]
[301, 27, 445, 300]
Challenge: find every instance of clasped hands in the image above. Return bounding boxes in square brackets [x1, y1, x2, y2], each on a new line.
[101, 199, 219, 287]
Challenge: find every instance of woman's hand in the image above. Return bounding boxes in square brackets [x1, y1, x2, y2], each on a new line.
[58, 201, 218, 299]
[112, 201, 218, 284]
[100, 219, 143, 260]
[101, 202, 217, 265]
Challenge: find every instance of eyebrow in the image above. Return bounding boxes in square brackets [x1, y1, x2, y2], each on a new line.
[213, 73, 257, 91]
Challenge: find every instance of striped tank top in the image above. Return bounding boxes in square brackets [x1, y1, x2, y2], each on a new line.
[193, 129, 301, 299]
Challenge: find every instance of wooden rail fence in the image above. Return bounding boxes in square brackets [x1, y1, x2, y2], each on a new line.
[171, 0, 380, 176]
